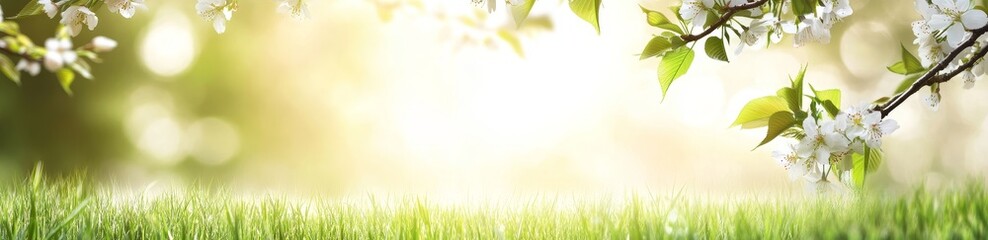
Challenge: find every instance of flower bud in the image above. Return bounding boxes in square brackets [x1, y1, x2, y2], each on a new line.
[91, 36, 117, 52]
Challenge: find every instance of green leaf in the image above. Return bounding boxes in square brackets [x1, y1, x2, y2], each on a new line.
[755, 111, 797, 149]
[56, 68, 75, 96]
[0, 55, 20, 85]
[0, 22, 20, 35]
[13, 1, 45, 19]
[658, 46, 695, 101]
[900, 44, 924, 74]
[812, 88, 841, 117]
[894, 74, 922, 94]
[497, 30, 524, 57]
[887, 61, 908, 75]
[791, 0, 817, 16]
[852, 146, 883, 188]
[569, 0, 602, 34]
[813, 89, 841, 109]
[640, 6, 683, 34]
[704, 37, 729, 62]
[731, 96, 790, 129]
[640, 36, 684, 60]
[510, 0, 537, 27]
[778, 66, 807, 113]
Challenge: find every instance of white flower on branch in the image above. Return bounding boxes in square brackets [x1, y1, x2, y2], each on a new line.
[38, 0, 60, 19]
[772, 143, 808, 180]
[43, 38, 77, 71]
[784, 18, 831, 47]
[835, 104, 871, 140]
[859, 110, 898, 148]
[818, 0, 852, 27]
[278, 0, 310, 21]
[922, 0, 987, 47]
[91, 36, 117, 52]
[61, 6, 99, 37]
[735, 14, 783, 54]
[913, 20, 954, 67]
[197, 0, 236, 34]
[797, 118, 849, 168]
[680, 0, 715, 28]
[924, 85, 942, 111]
[105, 0, 146, 19]
[962, 69, 977, 89]
[16, 60, 41, 76]
[471, 0, 497, 13]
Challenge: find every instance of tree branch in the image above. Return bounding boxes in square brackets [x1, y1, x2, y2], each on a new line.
[876, 25, 988, 117]
[680, 0, 770, 43]
[0, 46, 40, 62]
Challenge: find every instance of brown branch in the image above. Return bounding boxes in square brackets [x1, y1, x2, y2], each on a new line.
[680, 0, 770, 43]
[876, 25, 988, 117]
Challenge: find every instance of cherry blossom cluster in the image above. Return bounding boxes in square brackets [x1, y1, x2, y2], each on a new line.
[678, 0, 853, 54]
[0, 2, 122, 93]
[196, 0, 310, 34]
[911, 0, 988, 111]
[771, 105, 898, 193]
[471, 0, 525, 13]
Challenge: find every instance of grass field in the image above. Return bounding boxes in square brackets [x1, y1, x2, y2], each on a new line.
[2, 169, 987, 239]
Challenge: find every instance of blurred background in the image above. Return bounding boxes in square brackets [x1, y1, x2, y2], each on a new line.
[0, 0, 985, 195]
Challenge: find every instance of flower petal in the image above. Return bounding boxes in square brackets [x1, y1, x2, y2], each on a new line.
[961, 10, 987, 29]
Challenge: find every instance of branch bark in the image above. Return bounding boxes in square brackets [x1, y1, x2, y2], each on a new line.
[875, 25, 988, 117]
[680, 0, 770, 43]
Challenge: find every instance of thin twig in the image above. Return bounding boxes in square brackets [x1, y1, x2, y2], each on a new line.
[680, 0, 770, 42]
[876, 25, 988, 117]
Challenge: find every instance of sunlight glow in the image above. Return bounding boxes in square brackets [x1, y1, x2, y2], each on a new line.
[140, 7, 196, 77]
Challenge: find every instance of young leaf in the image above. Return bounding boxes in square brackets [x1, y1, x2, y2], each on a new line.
[900, 44, 924, 74]
[851, 146, 883, 188]
[569, 0, 603, 34]
[813, 88, 841, 111]
[886, 61, 908, 75]
[640, 6, 684, 34]
[511, 0, 537, 27]
[780, 66, 807, 113]
[731, 96, 789, 129]
[13, 2, 45, 19]
[658, 46, 695, 101]
[497, 30, 524, 57]
[56, 68, 76, 96]
[755, 111, 797, 149]
[894, 74, 922, 94]
[704, 37, 729, 62]
[640, 36, 683, 60]
[0, 55, 20, 85]
[791, 0, 817, 16]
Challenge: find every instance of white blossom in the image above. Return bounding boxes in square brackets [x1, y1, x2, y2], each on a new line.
[858, 110, 899, 148]
[963, 69, 977, 89]
[91, 36, 117, 52]
[16, 60, 41, 76]
[925, 0, 988, 47]
[924, 87, 942, 111]
[783, 18, 831, 47]
[43, 38, 77, 71]
[471, 0, 497, 13]
[913, 20, 955, 67]
[772, 143, 808, 180]
[38, 0, 60, 19]
[735, 14, 783, 54]
[818, 0, 853, 27]
[197, 0, 235, 34]
[60, 6, 99, 37]
[680, 0, 715, 28]
[105, 0, 145, 19]
[835, 104, 872, 140]
[278, 0, 310, 21]
[797, 118, 849, 168]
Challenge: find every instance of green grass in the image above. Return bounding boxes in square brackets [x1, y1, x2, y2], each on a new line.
[1, 167, 987, 239]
